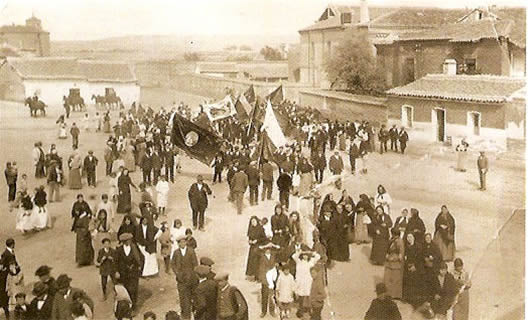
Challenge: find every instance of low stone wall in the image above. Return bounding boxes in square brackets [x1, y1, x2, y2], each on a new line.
[299, 89, 388, 126]
[169, 73, 313, 102]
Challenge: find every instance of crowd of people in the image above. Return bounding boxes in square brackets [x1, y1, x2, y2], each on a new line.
[1, 94, 474, 320]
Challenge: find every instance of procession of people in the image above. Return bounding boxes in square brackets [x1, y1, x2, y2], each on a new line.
[0, 88, 479, 320]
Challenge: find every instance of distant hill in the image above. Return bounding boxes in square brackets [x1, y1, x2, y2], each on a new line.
[51, 34, 298, 61]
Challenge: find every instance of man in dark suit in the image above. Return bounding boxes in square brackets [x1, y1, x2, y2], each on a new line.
[257, 243, 277, 318]
[83, 150, 98, 188]
[276, 171, 292, 210]
[151, 148, 162, 185]
[95, 238, 116, 301]
[389, 125, 399, 152]
[187, 175, 212, 231]
[477, 151, 489, 191]
[260, 159, 274, 201]
[193, 265, 217, 320]
[0, 238, 17, 318]
[29, 282, 54, 320]
[141, 150, 153, 185]
[163, 144, 176, 183]
[51, 274, 94, 320]
[114, 233, 143, 308]
[398, 127, 409, 154]
[171, 237, 198, 320]
[35, 265, 58, 297]
[246, 161, 260, 206]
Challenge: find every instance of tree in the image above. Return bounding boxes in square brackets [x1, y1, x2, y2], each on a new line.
[325, 35, 386, 95]
[183, 52, 200, 61]
[260, 46, 283, 61]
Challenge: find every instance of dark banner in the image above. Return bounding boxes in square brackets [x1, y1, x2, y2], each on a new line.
[171, 113, 222, 165]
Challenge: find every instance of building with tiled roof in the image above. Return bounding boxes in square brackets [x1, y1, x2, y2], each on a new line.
[385, 71, 526, 149]
[0, 15, 50, 56]
[375, 7, 526, 88]
[0, 57, 139, 106]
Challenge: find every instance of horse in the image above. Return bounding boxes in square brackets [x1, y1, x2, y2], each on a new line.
[91, 94, 106, 107]
[63, 95, 86, 112]
[105, 95, 122, 110]
[24, 97, 47, 117]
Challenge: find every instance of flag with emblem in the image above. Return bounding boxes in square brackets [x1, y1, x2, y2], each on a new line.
[171, 112, 223, 165]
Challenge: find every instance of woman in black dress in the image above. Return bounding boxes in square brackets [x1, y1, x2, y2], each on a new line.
[403, 233, 425, 307]
[423, 233, 443, 271]
[117, 215, 136, 242]
[318, 193, 336, 223]
[330, 204, 350, 262]
[405, 208, 426, 245]
[245, 216, 266, 280]
[117, 169, 137, 214]
[370, 205, 392, 265]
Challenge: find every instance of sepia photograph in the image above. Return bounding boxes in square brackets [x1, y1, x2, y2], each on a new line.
[0, 0, 525, 319]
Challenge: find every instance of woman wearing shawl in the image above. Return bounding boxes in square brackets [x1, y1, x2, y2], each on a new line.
[73, 211, 95, 266]
[433, 205, 456, 261]
[403, 233, 425, 307]
[384, 229, 405, 299]
[405, 208, 426, 245]
[329, 204, 350, 262]
[318, 194, 336, 224]
[423, 233, 443, 271]
[117, 215, 136, 242]
[117, 169, 137, 214]
[370, 206, 392, 265]
[245, 216, 266, 280]
[288, 212, 303, 244]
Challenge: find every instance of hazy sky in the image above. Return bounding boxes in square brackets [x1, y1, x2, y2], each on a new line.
[0, 0, 525, 40]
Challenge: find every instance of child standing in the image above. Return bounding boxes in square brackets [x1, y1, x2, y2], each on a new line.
[275, 265, 296, 319]
[95, 238, 116, 301]
[185, 228, 197, 250]
[33, 186, 47, 213]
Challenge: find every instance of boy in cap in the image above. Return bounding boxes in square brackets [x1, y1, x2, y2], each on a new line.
[95, 238, 116, 301]
[171, 236, 198, 320]
[199, 257, 216, 280]
[51, 274, 94, 320]
[114, 233, 143, 309]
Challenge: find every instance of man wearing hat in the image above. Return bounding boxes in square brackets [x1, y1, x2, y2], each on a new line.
[215, 273, 248, 320]
[477, 151, 489, 191]
[171, 236, 198, 320]
[47, 159, 62, 202]
[192, 265, 217, 320]
[231, 167, 248, 215]
[199, 257, 216, 280]
[83, 150, 98, 188]
[364, 283, 401, 320]
[114, 233, 143, 309]
[257, 242, 277, 318]
[35, 265, 58, 297]
[51, 274, 94, 320]
[29, 282, 53, 319]
[187, 175, 212, 231]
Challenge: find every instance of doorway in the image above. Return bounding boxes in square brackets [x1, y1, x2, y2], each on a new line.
[468, 112, 481, 136]
[434, 108, 446, 142]
[401, 105, 413, 128]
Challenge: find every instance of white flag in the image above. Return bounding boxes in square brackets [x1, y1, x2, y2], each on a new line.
[261, 99, 287, 148]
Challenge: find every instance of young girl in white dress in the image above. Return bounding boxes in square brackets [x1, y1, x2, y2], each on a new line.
[155, 175, 170, 216]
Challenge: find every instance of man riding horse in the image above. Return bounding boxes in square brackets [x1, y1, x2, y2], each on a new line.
[25, 96, 47, 117]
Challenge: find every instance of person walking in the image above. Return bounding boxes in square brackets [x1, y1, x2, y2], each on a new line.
[349, 139, 360, 175]
[276, 171, 292, 210]
[5, 162, 18, 202]
[212, 154, 224, 184]
[83, 151, 98, 188]
[378, 125, 389, 154]
[114, 233, 143, 309]
[246, 161, 260, 206]
[70, 123, 80, 149]
[156, 175, 170, 217]
[192, 265, 217, 320]
[171, 236, 198, 320]
[260, 159, 274, 201]
[398, 127, 409, 154]
[51, 274, 94, 320]
[187, 175, 212, 231]
[104, 142, 114, 176]
[47, 160, 62, 203]
[389, 125, 399, 152]
[477, 151, 488, 191]
[95, 238, 116, 301]
[230, 168, 248, 215]
[33, 142, 46, 179]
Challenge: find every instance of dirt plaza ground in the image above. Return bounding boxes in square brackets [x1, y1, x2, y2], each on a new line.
[0, 90, 524, 319]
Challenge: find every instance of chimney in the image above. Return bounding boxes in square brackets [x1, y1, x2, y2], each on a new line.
[443, 59, 457, 75]
[360, 0, 370, 24]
